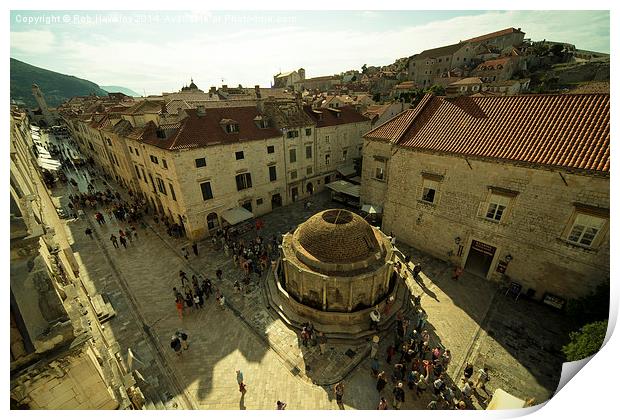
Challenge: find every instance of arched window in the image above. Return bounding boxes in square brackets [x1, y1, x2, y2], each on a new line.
[207, 212, 219, 230]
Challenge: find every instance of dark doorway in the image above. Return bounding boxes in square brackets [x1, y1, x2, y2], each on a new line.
[271, 193, 282, 209]
[306, 182, 314, 195]
[291, 187, 298, 202]
[242, 200, 252, 212]
[464, 240, 496, 278]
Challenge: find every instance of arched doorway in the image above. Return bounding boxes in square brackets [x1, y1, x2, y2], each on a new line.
[207, 212, 219, 231]
[306, 182, 314, 195]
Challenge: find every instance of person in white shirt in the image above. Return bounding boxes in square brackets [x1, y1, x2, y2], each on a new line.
[370, 309, 381, 330]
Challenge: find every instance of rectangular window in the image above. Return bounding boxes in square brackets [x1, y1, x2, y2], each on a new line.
[325, 135, 330, 143]
[169, 183, 177, 201]
[141, 168, 147, 183]
[256, 198, 264, 206]
[305, 128, 312, 136]
[375, 166, 385, 180]
[306, 145, 312, 159]
[325, 154, 331, 165]
[129, 146, 133, 154]
[200, 181, 214, 200]
[289, 148, 297, 163]
[135, 148, 140, 156]
[286, 130, 299, 139]
[235, 151, 244, 160]
[485, 194, 510, 221]
[235, 173, 252, 191]
[307, 166, 313, 175]
[567, 214, 606, 247]
[267, 145, 275, 154]
[150, 155, 159, 164]
[342, 149, 348, 160]
[135, 165, 141, 180]
[162, 159, 168, 169]
[421, 179, 438, 204]
[156, 178, 167, 195]
[291, 170, 297, 180]
[269, 165, 277, 182]
[195, 157, 206, 168]
[226, 124, 239, 133]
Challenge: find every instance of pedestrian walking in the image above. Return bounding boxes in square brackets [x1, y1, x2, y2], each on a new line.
[318, 331, 327, 355]
[218, 293, 226, 310]
[463, 363, 474, 382]
[475, 367, 491, 396]
[170, 335, 182, 356]
[192, 242, 198, 256]
[376, 371, 387, 393]
[176, 331, 189, 350]
[377, 397, 388, 410]
[179, 270, 187, 287]
[371, 358, 380, 377]
[182, 247, 189, 260]
[119, 235, 127, 248]
[333, 381, 345, 409]
[452, 265, 463, 281]
[392, 382, 405, 410]
[110, 234, 119, 248]
[236, 370, 246, 393]
[276, 401, 287, 410]
[85, 227, 93, 239]
[175, 296, 184, 320]
[370, 335, 379, 359]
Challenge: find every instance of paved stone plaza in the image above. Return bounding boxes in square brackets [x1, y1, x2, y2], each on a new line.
[47, 130, 572, 410]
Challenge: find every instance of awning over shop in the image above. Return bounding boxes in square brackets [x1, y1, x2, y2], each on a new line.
[38, 158, 62, 171]
[30, 125, 40, 131]
[361, 204, 383, 214]
[336, 163, 357, 178]
[486, 389, 526, 410]
[326, 180, 360, 198]
[221, 207, 254, 225]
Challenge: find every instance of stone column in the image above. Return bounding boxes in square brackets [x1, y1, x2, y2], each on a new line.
[322, 276, 327, 311]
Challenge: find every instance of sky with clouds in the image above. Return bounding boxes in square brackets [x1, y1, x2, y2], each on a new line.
[10, 10, 610, 95]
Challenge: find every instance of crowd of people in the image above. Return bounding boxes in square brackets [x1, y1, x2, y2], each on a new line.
[44, 126, 496, 411]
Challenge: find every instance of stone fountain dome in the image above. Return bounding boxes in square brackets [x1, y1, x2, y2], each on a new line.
[294, 209, 381, 265]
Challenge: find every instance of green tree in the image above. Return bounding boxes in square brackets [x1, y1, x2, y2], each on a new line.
[562, 321, 608, 361]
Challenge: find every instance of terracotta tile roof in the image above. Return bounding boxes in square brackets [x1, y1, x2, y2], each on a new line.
[366, 93, 609, 172]
[474, 57, 513, 72]
[450, 77, 484, 86]
[416, 43, 465, 60]
[303, 105, 369, 128]
[138, 106, 282, 151]
[363, 94, 434, 143]
[464, 27, 524, 44]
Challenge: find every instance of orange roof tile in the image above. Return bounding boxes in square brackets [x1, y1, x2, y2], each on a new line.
[365, 93, 609, 172]
[464, 27, 524, 44]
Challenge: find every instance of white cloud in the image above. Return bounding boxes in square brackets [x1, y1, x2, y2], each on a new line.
[11, 30, 56, 54]
[10, 11, 609, 96]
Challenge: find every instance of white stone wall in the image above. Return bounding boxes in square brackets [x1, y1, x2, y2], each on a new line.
[371, 146, 609, 300]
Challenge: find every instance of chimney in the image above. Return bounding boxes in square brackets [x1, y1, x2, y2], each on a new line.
[209, 86, 217, 94]
[255, 85, 261, 99]
[196, 105, 206, 116]
[222, 85, 228, 90]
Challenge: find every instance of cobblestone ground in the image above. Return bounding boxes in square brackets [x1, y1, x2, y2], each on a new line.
[48, 131, 570, 410]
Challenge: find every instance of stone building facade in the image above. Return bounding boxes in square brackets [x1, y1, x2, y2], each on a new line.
[362, 93, 609, 302]
[59, 93, 370, 240]
[10, 108, 124, 409]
